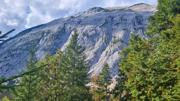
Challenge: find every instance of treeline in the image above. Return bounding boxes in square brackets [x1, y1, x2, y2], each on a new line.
[0, 0, 180, 100]
[11, 32, 91, 100]
[0, 32, 121, 101]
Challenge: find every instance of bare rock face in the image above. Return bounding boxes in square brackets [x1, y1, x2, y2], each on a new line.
[0, 3, 155, 77]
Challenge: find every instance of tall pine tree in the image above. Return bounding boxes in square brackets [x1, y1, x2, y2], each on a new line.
[120, 0, 180, 100]
[59, 31, 92, 101]
[12, 51, 40, 101]
[35, 50, 63, 101]
[92, 64, 112, 101]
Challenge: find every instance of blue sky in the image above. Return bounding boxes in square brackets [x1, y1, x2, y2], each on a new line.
[0, 0, 157, 35]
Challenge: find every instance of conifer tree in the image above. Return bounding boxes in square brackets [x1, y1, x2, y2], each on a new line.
[12, 51, 40, 101]
[59, 31, 92, 101]
[35, 51, 63, 101]
[120, 0, 180, 100]
[112, 73, 128, 101]
[93, 64, 112, 101]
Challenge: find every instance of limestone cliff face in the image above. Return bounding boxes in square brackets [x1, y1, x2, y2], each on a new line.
[0, 3, 155, 77]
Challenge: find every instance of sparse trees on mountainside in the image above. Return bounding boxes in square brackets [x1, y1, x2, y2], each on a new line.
[120, 0, 180, 100]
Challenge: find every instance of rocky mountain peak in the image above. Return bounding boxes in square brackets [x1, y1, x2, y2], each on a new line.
[127, 3, 156, 12]
[107, 3, 156, 12]
[87, 7, 108, 13]
[0, 4, 155, 77]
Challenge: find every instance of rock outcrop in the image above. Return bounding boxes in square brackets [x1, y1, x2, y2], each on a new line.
[0, 3, 155, 77]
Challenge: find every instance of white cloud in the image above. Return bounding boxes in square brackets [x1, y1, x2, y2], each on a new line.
[0, 0, 28, 35]
[0, 0, 157, 36]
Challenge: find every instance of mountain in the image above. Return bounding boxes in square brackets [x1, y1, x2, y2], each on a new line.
[0, 3, 155, 77]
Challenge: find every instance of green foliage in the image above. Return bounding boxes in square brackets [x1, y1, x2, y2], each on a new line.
[10, 32, 92, 100]
[59, 32, 92, 101]
[0, 78, 11, 92]
[2, 96, 10, 101]
[11, 49, 64, 101]
[98, 64, 111, 87]
[112, 73, 128, 101]
[10, 49, 64, 101]
[12, 51, 40, 101]
[120, 0, 180, 100]
[3, 1, 179, 101]
[35, 51, 63, 100]
[147, 0, 180, 35]
[92, 64, 112, 101]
